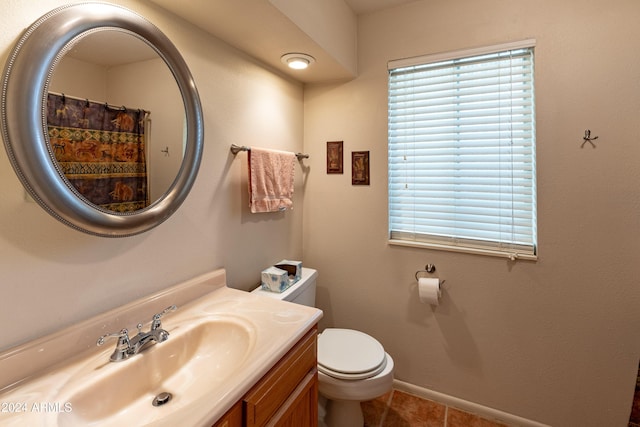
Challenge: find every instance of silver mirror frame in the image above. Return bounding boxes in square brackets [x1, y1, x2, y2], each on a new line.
[1, 3, 204, 237]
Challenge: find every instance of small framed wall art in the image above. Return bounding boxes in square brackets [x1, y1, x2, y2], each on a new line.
[351, 151, 370, 185]
[326, 141, 343, 174]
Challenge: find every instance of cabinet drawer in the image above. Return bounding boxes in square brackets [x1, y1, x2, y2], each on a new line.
[244, 328, 317, 427]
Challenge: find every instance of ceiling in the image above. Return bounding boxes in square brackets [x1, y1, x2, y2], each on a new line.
[148, 0, 418, 83]
[344, 0, 416, 15]
[65, 31, 159, 67]
[64, 1, 417, 81]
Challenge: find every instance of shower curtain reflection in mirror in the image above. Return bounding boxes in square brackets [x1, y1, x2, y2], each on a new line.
[47, 93, 150, 212]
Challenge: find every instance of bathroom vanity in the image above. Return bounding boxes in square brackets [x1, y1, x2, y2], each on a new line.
[0, 269, 322, 427]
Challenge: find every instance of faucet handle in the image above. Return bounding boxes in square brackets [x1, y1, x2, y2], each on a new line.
[151, 305, 177, 330]
[97, 328, 130, 347]
[97, 329, 132, 362]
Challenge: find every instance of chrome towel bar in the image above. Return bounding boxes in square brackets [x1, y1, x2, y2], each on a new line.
[230, 144, 309, 160]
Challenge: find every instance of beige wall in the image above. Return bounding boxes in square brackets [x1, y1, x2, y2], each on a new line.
[303, 0, 640, 425]
[0, 0, 304, 349]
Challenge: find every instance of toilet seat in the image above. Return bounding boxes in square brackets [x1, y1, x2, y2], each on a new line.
[318, 328, 387, 380]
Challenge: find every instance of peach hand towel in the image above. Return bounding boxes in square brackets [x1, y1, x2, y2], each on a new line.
[248, 147, 296, 213]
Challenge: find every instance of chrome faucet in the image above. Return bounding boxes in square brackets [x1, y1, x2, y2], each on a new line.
[97, 305, 177, 362]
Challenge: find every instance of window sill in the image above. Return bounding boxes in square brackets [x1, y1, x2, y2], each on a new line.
[388, 239, 538, 261]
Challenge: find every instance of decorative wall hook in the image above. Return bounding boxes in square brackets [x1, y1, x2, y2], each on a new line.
[161, 146, 169, 156]
[582, 129, 599, 147]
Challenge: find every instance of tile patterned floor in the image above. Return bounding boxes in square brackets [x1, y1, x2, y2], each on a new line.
[361, 389, 509, 427]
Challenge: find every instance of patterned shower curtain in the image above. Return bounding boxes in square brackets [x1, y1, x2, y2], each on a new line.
[46, 93, 149, 212]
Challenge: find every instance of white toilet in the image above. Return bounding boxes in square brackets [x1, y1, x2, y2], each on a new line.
[252, 267, 394, 427]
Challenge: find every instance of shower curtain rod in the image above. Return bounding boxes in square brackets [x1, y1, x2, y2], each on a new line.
[48, 91, 150, 115]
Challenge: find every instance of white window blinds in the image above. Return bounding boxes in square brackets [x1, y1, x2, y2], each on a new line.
[388, 42, 537, 259]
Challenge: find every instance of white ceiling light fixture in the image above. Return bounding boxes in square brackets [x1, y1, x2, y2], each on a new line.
[281, 53, 315, 70]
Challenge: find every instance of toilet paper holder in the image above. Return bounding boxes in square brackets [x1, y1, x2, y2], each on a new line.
[415, 264, 445, 286]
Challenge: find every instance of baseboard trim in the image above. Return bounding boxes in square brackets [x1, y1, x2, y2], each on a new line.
[393, 379, 550, 427]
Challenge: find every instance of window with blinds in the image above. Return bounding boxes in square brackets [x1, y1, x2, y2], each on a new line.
[388, 41, 537, 259]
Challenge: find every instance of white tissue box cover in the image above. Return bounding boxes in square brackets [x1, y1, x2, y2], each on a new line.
[261, 266, 291, 293]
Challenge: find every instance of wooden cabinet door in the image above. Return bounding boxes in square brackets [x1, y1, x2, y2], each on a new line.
[244, 328, 317, 427]
[264, 368, 318, 427]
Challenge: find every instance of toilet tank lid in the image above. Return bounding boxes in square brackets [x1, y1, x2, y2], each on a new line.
[252, 267, 317, 301]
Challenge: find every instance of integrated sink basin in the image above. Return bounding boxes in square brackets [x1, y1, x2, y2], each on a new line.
[57, 316, 255, 427]
[0, 269, 322, 427]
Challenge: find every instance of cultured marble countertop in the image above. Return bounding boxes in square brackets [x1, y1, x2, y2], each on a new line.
[0, 269, 322, 426]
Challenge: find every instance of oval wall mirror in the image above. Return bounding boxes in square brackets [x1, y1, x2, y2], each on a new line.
[1, 3, 204, 237]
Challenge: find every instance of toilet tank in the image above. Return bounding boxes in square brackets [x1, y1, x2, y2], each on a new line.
[252, 267, 317, 307]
